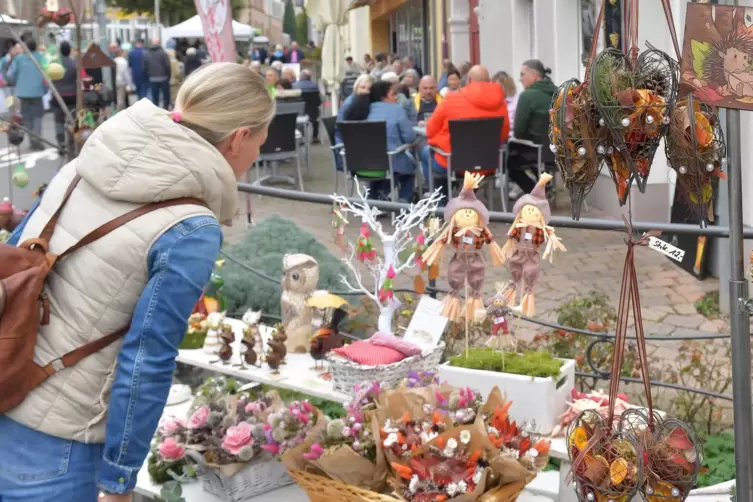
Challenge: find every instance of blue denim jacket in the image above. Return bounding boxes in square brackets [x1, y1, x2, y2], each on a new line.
[8, 209, 222, 494]
[7, 52, 47, 99]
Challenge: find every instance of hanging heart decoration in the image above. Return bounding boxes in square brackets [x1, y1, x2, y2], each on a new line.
[664, 95, 726, 226]
[589, 46, 679, 204]
[549, 78, 610, 220]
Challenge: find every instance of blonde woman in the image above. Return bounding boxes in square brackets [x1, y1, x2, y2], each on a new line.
[493, 71, 519, 127]
[0, 63, 274, 502]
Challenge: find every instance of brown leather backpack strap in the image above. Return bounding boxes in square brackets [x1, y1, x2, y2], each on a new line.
[38, 175, 82, 243]
[39, 326, 130, 378]
[56, 197, 208, 261]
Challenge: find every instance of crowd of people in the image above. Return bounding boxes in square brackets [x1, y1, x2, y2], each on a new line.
[336, 52, 557, 203]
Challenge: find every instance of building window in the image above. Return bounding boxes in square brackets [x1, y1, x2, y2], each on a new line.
[391, 0, 427, 71]
[579, 0, 605, 73]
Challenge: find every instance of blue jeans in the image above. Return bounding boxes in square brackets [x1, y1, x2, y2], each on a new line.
[136, 80, 149, 100]
[19, 97, 44, 149]
[421, 145, 448, 203]
[369, 174, 415, 203]
[150, 80, 170, 109]
[0, 416, 103, 501]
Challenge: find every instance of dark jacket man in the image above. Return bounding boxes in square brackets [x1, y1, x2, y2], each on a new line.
[143, 45, 171, 83]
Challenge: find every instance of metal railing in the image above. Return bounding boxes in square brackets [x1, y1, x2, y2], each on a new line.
[232, 181, 736, 405]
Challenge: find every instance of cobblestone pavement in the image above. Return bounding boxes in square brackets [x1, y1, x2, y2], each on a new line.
[225, 141, 725, 343]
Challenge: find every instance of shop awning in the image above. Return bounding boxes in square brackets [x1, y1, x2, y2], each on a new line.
[163, 15, 257, 41]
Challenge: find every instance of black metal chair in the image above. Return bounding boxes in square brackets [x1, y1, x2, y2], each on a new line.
[428, 117, 505, 210]
[321, 116, 344, 193]
[337, 120, 416, 202]
[252, 112, 304, 197]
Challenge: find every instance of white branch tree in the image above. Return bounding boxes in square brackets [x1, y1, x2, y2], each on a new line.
[332, 179, 445, 334]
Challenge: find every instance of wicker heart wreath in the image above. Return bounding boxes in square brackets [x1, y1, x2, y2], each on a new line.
[589, 46, 679, 204]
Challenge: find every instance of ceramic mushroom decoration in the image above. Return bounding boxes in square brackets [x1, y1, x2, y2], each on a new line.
[422, 172, 505, 322]
[500, 173, 566, 316]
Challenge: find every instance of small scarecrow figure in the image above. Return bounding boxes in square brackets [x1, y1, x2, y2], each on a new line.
[486, 284, 512, 337]
[500, 173, 566, 316]
[422, 172, 506, 321]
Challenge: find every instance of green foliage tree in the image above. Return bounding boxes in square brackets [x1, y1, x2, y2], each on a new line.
[295, 10, 309, 46]
[282, 0, 298, 42]
[107, 0, 245, 25]
[220, 215, 350, 317]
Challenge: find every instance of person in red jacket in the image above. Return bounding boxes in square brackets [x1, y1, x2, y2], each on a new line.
[422, 65, 510, 200]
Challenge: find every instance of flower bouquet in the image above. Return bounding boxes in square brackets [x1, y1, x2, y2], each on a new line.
[664, 95, 726, 225]
[476, 388, 550, 485]
[301, 409, 388, 491]
[153, 390, 304, 501]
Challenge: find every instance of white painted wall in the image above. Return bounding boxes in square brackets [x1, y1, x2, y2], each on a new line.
[347, 6, 371, 63]
[448, 0, 470, 64]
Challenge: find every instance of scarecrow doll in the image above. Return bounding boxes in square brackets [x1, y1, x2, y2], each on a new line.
[486, 284, 512, 337]
[422, 172, 506, 322]
[500, 173, 566, 316]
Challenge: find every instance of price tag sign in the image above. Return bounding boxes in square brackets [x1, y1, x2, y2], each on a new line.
[524, 232, 532, 241]
[648, 236, 685, 263]
[462, 236, 473, 245]
[403, 296, 448, 351]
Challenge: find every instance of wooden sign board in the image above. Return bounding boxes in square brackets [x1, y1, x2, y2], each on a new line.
[82, 43, 115, 69]
[680, 3, 753, 110]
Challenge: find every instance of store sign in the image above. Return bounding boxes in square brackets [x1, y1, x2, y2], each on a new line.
[194, 0, 236, 63]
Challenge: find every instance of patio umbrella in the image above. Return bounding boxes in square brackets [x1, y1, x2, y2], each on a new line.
[306, 0, 351, 113]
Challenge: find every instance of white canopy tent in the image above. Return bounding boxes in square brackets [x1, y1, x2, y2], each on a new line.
[306, 0, 352, 113]
[163, 15, 256, 41]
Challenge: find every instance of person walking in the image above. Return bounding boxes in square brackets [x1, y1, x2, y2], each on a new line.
[50, 41, 78, 147]
[7, 38, 47, 150]
[127, 39, 148, 100]
[183, 47, 202, 77]
[114, 48, 132, 110]
[0, 63, 275, 502]
[143, 39, 172, 109]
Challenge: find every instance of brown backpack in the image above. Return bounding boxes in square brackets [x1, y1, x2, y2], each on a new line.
[0, 174, 206, 413]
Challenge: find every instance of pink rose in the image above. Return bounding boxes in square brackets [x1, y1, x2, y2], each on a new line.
[222, 422, 254, 455]
[187, 406, 210, 429]
[159, 417, 185, 436]
[159, 437, 185, 461]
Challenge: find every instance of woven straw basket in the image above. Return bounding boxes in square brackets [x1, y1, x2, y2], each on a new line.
[288, 469, 533, 502]
[328, 344, 445, 396]
[185, 450, 293, 501]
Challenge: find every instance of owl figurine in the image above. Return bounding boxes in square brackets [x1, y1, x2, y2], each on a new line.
[281, 254, 319, 353]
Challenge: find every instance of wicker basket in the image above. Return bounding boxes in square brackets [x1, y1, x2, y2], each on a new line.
[328, 344, 445, 396]
[288, 469, 532, 502]
[185, 450, 294, 501]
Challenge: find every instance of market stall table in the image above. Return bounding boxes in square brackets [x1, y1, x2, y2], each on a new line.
[176, 318, 350, 404]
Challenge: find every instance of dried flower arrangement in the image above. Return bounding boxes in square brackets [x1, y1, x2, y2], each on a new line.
[151, 387, 320, 484]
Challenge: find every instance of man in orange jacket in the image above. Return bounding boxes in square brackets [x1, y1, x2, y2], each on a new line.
[421, 65, 510, 199]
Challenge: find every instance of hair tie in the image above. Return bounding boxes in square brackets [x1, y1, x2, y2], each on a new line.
[171, 110, 182, 122]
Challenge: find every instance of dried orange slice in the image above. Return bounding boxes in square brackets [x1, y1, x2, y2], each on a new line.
[609, 457, 628, 485]
[647, 481, 681, 502]
[569, 426, 588, 451]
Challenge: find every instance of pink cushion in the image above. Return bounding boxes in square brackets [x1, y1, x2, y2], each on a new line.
[334, 341, 406, 366]
[368, 332, 422, 357]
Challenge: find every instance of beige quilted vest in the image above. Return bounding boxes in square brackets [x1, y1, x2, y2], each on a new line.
[6, 99, 239, 442]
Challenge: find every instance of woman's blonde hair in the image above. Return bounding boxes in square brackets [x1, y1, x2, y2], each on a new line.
[175, 62, 275, 145]
[492, 71, 517, 98]
[354, 73, 374, 91]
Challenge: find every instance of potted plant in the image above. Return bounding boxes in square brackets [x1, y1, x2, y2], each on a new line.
[438, 349, 575, 435]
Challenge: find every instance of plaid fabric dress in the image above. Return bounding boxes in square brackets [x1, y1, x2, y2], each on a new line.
[507, 225, 548, 294]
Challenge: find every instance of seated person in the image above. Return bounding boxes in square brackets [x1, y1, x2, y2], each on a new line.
[423, 65, 510, 199]
[335, 74, 374, 171]
[439, 68, 461, 97]
[414, 75, 442, 124]
[293, 69, 322, 143]
[507, 59, 557, 194]
[381, 71, 418, 124]
[343, 80, 417, 203]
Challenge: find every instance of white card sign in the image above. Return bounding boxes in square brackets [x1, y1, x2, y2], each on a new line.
[647, 236, 685, 262]
[402, 296, 448, 351]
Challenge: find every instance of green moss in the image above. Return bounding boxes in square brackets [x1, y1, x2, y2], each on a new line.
[221, 215, 350, 317]
[179, 331, 206, 350]
[447, 349, 564, 379]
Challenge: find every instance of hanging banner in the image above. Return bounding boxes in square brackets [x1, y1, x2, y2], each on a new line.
[193, 0, 236, 63]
